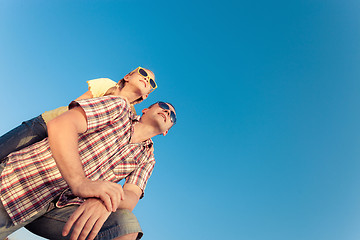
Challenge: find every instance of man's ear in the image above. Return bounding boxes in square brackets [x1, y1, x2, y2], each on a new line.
[162, 130, 169, 136]
[142, 108, 149, 114]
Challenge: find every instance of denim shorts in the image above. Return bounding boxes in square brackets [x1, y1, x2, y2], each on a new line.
[0, 199, 143, 240]
[0, 115, 48, 161]
[0, 196, 52, 239]
[25, 205, 143, 240]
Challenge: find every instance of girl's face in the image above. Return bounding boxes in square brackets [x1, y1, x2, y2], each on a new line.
[125, 68, 156, 97]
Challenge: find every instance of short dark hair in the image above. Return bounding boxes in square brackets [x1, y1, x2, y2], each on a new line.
[148, 102, 176, 113]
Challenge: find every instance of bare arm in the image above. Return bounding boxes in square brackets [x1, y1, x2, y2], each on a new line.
[121, 183, 142, 210]
[47, 106, 88, 187]
[62, 183, 142, 240]
[74, 90, 94, 101]
[47, 106, 124, 212]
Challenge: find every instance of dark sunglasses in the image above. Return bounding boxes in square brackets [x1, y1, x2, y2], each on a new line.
[137, 67, 157, 91]
[158, 102, 177, 124]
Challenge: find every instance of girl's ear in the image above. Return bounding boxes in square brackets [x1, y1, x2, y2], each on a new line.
[123, 74, 130, 82]
[142, 94, 149, 100]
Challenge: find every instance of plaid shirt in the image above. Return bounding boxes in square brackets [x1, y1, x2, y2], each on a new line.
[0, 96, 155, 225]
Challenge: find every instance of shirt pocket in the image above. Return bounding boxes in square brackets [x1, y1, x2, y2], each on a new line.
[112, 158, 138, 181]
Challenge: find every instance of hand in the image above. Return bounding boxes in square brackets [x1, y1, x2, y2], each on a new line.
[62, 198, 111, 240]
[71, 179, 124, 212]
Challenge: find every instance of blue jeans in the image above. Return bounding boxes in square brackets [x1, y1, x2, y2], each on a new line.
[0, 201, 143, 240]
[25, 206, 143, 240]
[0, 197, 52, 239]
[0, 115, 48, 161]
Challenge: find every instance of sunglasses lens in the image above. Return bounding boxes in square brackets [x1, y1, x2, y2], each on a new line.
[139, 68, 148, 77]
[170, 112, 177, 124]
[149, 79, 156, 89]
[158, 102, 169, 110]
[158, 102, 176, 123]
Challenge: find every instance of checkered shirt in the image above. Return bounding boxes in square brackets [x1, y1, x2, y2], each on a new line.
[0, 96, 155, 225]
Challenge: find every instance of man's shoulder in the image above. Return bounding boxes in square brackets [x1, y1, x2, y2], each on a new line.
[73, 96, 130, 118]
[84, 95, 128, 107]
[96, 95, 126, 102]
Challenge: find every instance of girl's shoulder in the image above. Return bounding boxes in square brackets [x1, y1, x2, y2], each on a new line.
[87, 78, 117, 98]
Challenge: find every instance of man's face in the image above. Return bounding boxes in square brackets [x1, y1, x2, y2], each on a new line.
[142, 102, 176, 136]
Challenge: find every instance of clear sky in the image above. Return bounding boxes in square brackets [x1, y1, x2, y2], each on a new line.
[1, 0, 360, 240]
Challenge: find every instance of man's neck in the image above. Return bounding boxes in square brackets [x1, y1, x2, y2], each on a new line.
[130, 122, 157, 144]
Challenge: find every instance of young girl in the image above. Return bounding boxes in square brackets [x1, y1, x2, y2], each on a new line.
[0, 67, 157, 161]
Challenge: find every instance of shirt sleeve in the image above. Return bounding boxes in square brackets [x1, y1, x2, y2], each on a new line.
[125, 153, 155, 199]
[87, 78, 117, 97]
[69, 96, 129, 134]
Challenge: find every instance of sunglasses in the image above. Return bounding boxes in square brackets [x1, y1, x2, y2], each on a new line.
[135, 67, 157, 91]
[158, 102, 177, 124]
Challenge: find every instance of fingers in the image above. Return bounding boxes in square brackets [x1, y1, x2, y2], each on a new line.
[112, 183, 124, 210]
[86, 214, 109, 240]
[63, 204, 94, 240]
[72, 213, 98, 240]
[100, 182, 124, 212]
[63, 199, 112, 240]
[74, 180, 125, 212]
[63, 205, 84, 236]
[107, 184, 119, 212]
[118, 184, 125, 200]
[99, 193, 113, 212]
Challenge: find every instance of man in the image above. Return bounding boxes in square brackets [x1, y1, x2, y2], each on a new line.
[0, 96, 176, 240]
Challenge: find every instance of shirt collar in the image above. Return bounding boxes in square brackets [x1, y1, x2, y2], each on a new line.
[129, 113, 153, 148]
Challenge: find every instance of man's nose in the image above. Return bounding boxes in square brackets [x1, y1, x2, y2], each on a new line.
[163, 109, 170, 115]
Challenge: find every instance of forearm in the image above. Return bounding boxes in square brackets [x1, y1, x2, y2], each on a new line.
[117, 190, 140, 211]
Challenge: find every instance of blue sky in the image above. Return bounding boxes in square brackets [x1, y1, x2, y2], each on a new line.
[1, 0, 360, 239]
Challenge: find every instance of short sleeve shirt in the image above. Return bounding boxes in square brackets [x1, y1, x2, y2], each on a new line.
[1, 96, 155, 225]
